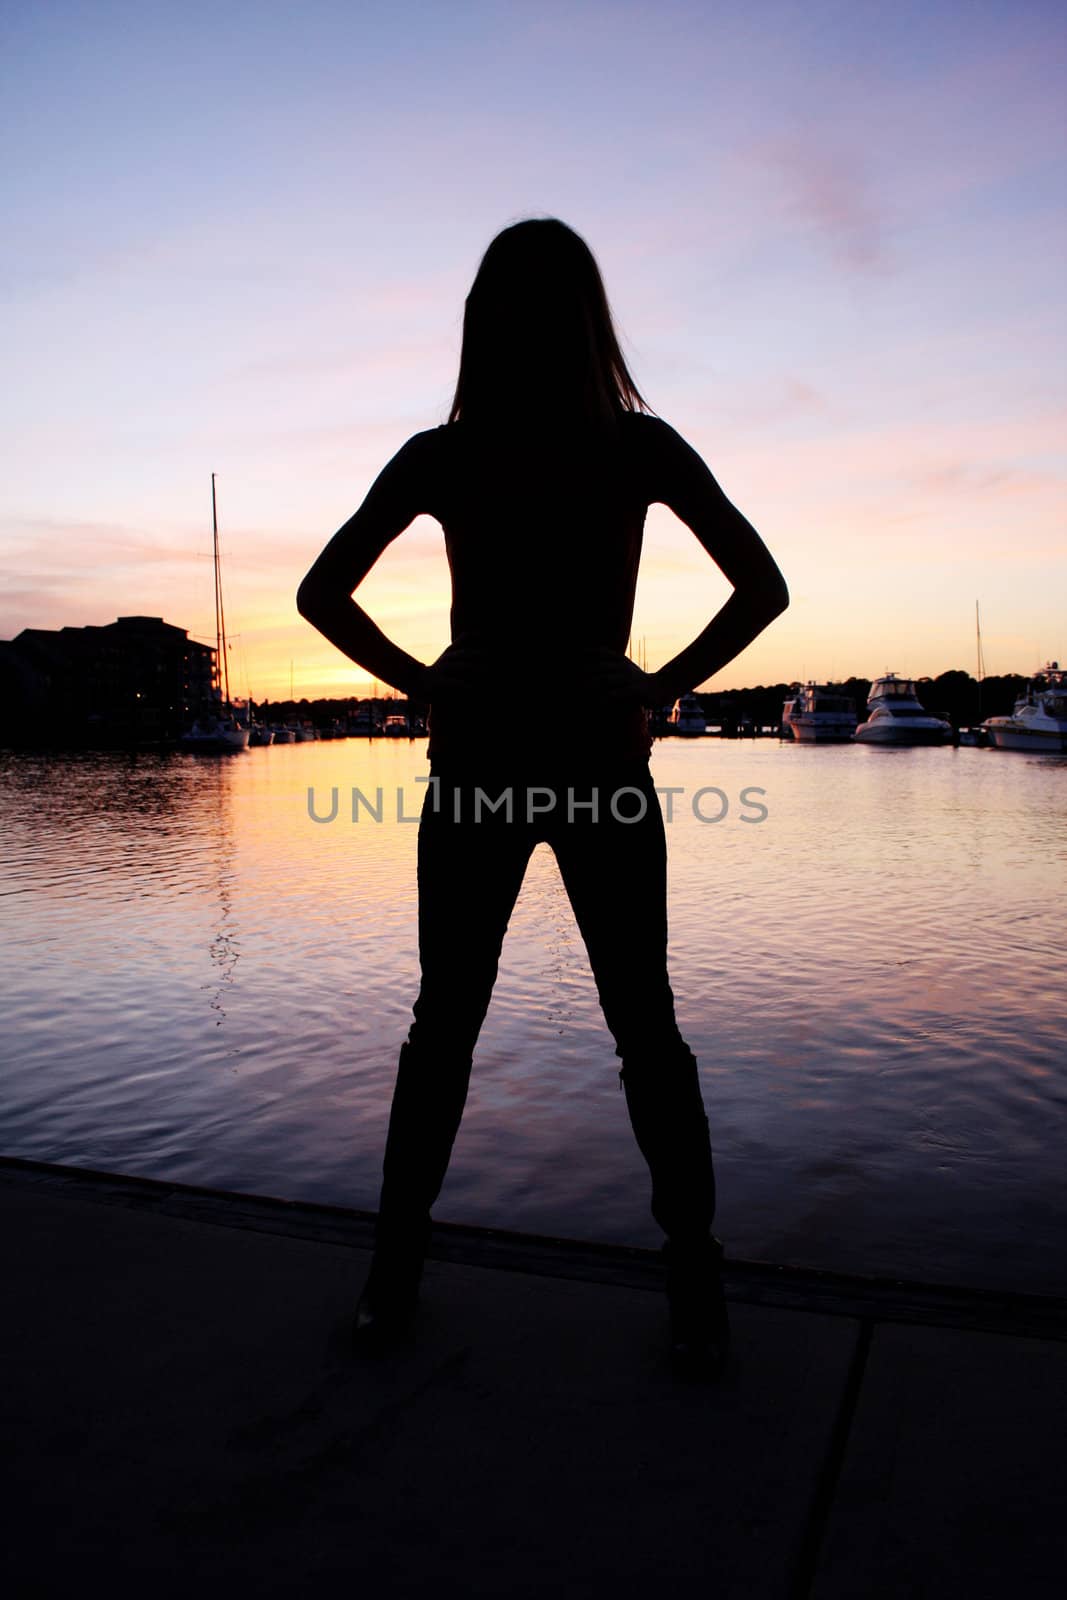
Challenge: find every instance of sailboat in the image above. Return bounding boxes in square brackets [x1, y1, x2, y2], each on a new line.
[958, 601, 990, 746]
[247, 698, 274, 746]
[179, 474, 250, 753]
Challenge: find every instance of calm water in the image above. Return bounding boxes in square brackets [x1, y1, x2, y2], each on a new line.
[2, 737, 1065, 1296]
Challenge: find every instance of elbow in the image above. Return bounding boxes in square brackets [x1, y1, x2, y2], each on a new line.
[744, 571, 789, 624]
[297, 559, 353, 624]
[766, 574, 790, 619]
[296, 574, 322, 623]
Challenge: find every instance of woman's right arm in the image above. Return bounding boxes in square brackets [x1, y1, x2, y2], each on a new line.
[296, 433, 434, 695]
[643, 418, 789, 705]
[296, 431, 485, 700]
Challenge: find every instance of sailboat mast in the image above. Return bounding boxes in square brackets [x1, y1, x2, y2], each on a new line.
[976, 599, 986, 722]
[212, 473, 232, 709]
[212, 474, 222, 702]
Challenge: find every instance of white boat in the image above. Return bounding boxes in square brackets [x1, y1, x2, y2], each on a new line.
[179, 474, 249, 754]
[179, 713, 249, 753]
[668, 693, 706, 736]
[853, 674, 953, 745]
[245, 694, 274, 745]
[782, 682, 857, 742]
[982, 662, 1067, 752]
[269, 725, 295, 744]
[383, 713, 410, 737]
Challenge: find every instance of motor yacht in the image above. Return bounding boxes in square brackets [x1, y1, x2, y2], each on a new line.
[782, 682, 857, 742]
[668, 693, 707, 736]
[982, 662, 1067, 752]
[853, 674, 952, 745]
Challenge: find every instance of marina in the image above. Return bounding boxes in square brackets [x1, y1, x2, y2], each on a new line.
[170, 666, 1067, 754]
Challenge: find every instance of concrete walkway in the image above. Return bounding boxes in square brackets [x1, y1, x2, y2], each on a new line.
[3, 1157, 1065, 1598]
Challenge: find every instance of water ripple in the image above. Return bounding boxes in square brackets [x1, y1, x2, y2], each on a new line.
[1, 739, 1064, 1294]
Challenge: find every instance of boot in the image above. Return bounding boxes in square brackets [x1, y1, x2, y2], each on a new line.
[619, 1048, 726, 1373]
[352, 1038, 473, 1352]
[353, 1213, 432, 1352]
[663, 1233, 731, 1377]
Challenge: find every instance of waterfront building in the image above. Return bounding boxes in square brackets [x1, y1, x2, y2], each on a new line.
[0, 615, 216, 746]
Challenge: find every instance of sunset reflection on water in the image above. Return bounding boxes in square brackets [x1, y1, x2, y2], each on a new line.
[2, 737, 1064, 1296]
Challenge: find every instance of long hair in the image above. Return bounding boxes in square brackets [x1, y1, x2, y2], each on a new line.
[447, 218, 654, 432]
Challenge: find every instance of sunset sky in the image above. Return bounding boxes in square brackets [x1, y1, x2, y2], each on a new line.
[3, 0, 1064, 699]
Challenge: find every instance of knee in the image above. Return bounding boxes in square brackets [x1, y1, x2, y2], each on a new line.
[407, 996, 484, 1062]
[598, 972, 683, 1061]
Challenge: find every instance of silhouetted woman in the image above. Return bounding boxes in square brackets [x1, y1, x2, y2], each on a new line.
[297, 218, 789, 1374]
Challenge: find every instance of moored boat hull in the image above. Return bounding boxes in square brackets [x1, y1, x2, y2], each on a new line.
[791, 719, 857, 742]
[179, 725, 250, 753]
[853, 721, 952, 745]
[983, 722, 1067, 753]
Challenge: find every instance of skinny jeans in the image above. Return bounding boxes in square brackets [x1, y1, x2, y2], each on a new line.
[376, 758, 717, 1245]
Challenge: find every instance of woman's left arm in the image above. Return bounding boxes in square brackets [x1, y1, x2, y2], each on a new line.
[296, 432, 438, 697]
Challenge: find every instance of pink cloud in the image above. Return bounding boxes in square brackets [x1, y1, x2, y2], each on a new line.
[741, 131, 887, 271]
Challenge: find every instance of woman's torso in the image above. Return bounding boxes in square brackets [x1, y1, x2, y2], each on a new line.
[420, 412, 661, 767]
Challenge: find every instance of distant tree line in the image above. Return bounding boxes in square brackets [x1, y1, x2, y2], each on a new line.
[264, 670, 1029, 735]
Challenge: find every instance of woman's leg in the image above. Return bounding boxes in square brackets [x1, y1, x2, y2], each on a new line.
[548, 768, 716, 1244]
[375, 771, 535, 1237]
[550, 768, 728, 1370]
[358, 773, 536, 1344]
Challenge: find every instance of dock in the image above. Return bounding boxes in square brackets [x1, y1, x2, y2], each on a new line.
[4, 1155, 1064, 1597]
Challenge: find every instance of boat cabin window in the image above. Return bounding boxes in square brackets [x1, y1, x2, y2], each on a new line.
[875, 679, 917, 698]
